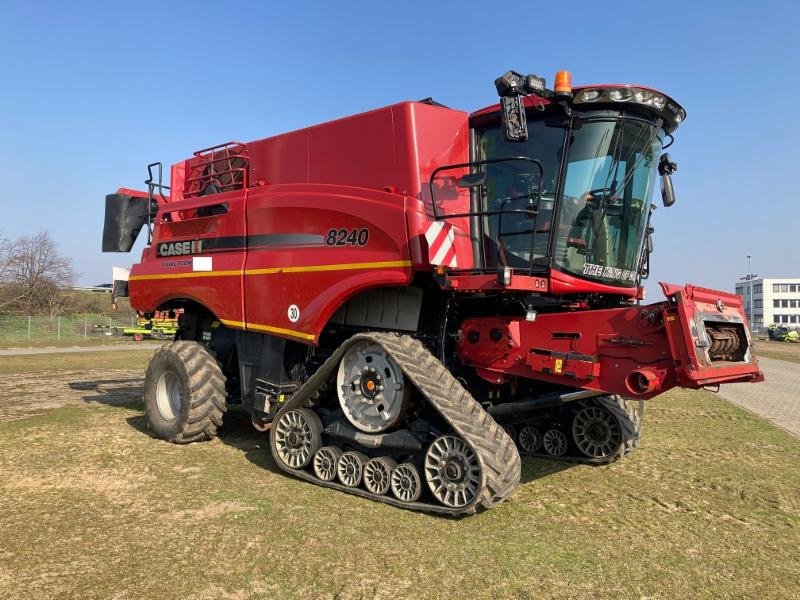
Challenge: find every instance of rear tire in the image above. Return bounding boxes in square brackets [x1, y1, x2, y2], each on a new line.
[143, 341, 227, 443]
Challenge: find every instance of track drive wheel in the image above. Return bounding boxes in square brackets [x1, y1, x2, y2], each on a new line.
[143, 340, 227, 443]
[336, 341, 408, 433]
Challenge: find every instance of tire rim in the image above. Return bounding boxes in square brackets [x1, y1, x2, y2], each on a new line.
[518, 425, 542, 454]
[336, 342, 406, 433]
[337, 452, 365, 488]
[424, 435, 481, 508]
[363, 458, 395, 495]
[313, 446, 342, 482]
[543, 429, 568, 456]
[390, 463, 422, 502]
[155, 371, 183, 421]
[572, 405, 622, 458]
[274, 410, 318, 469]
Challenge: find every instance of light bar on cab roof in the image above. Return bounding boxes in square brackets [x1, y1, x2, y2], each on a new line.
[573, 86, 686, 132]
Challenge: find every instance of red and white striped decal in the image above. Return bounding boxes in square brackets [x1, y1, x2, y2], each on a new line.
[425, 221, 458, 268]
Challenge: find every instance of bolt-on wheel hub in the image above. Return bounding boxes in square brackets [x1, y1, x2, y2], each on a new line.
[390, 463, 422, 502]
[336, 341, 407, 433]
[572, 405, 622, 458]
[273, 409, 321, 469]
[424, 435, 482, 508]
[518, 425, 542, 454]
[363, 457, 396, 495]
[337, 451, 367, 487]
[313, 446, 343, 482]
[543, 429, 568, 456]
[155, 371, 184, 421]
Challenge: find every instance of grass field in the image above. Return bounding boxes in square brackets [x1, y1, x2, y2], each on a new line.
[755, 339, 800, 364]
[0, 353, 798, 599]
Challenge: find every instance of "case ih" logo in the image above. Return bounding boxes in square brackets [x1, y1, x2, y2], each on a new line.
[158, 240, 204, 256]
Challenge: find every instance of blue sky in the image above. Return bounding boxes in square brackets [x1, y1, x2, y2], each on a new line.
[0, 0, 797, 296]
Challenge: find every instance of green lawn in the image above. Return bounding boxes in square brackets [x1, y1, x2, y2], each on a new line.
[0, 348, 155, 374]
[0, 368, 798, 599]
[754, 339, 800, 364]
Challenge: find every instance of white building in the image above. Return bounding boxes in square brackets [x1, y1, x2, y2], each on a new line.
[735, 277, 800, 331]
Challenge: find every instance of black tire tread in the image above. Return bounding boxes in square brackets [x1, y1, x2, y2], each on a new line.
[145, 340, 227, 444]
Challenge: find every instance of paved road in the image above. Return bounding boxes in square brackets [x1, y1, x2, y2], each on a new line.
[0, 343, 159, 356]
[718, 357, 800, 438]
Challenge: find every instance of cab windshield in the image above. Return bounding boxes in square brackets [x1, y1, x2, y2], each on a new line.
[476, 110, 663, 287]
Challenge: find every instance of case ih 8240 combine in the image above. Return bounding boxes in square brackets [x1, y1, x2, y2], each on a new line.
[103, 70, 763, 515]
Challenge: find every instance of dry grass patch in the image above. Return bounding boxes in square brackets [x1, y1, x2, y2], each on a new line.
[0, 374, 798, 599]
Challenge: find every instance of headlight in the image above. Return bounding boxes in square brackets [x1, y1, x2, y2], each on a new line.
[573, 86, 684, 131]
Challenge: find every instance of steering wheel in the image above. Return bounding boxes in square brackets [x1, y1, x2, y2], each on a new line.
[583, 187, 617, 202]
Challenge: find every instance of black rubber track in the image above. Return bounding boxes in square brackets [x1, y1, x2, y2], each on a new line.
[269, 332, 522, 515]
[144, 341, 227, 444]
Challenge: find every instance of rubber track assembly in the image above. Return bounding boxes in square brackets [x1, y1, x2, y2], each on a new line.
[270, 332, 522, 515]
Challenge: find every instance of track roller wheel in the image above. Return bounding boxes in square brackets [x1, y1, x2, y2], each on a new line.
[313, 446, 343, 482]
[390, 463, 422, 502]
[518, 425, 542, 455]
[543, 429, 568, 457]
[272, 408, 322, 470]
[337, 451, 368, 488]
[363, 457, 397, 495]
[424, 435, 482, 508]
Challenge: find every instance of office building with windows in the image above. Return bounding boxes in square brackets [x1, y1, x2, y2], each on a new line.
[735, 277, 800, 330]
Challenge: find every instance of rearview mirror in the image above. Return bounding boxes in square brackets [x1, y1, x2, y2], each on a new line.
[658, 153, 678, 208]
[661, 174, 675, 207]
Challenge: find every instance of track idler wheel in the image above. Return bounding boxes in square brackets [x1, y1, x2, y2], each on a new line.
[424, 435, 482, 508]
[272, 408, 322, 469]
[337, 451, 368, 488]
[390, 463, 422, 502]
[571, 404, 622, 459]
[363, 457, 397, 495]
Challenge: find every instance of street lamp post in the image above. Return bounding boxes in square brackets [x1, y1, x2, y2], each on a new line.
[746, 255, 753, 331]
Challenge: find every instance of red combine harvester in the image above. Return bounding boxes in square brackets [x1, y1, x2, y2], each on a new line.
[102, 70, 763, 514]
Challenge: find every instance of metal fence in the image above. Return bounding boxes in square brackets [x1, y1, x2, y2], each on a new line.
[0, 315, 139, 344]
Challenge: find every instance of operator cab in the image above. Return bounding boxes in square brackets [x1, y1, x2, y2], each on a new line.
[430, 70, 685, 298]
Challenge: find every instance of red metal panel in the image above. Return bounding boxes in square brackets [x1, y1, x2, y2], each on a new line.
[128, 187, 247, 324]
[457, 283, 763, 399]
[242, 184, 414, 343]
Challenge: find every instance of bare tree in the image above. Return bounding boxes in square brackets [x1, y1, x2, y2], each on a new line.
[0, 232, 11, 281]
[0, 231, 76, 315]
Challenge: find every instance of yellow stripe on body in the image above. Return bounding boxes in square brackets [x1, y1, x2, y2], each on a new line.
[134, 259, 412, 343]
[129, 269, 242, 281]
[219, 319, 316, 342]
[129, 259, 412, 281]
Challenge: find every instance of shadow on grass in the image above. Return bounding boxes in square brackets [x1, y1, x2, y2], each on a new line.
[70, 378, 144, 407]
[72, 376, 576, 490]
